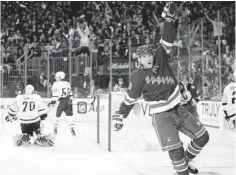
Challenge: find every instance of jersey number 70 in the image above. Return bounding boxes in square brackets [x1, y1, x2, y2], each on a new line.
[22, 101, 35, 112]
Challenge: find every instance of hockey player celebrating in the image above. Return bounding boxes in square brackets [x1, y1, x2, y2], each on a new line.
[112, 2, 209, 175]
[5, 84, 54, 146]
[222, 70, 236, 129]
[49, 71, 76, 137]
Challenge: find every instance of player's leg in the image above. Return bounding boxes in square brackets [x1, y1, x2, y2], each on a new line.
[152, 111, 189, 175]
[54, 101, 65, 135]
[65, 102, 76, 137]
[177, 105, 209, 174]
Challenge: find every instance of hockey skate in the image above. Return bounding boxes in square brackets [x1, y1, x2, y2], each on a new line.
[14, 134, 31, 146]
[187, 159, 199, 174]
[70, 127, 76, 137]
[54, 126, 58, 135]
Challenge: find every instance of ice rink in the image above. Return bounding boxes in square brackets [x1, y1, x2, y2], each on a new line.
[0, 113, 235, 175]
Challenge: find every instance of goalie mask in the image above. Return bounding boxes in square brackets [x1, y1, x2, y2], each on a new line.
[55, 71, 65, 81]
[136, 45, 154, 69]
[24, 84, 34, 95]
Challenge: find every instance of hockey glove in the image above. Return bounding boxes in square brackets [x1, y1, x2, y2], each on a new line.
[40, 114, 48, 121]
[5, 115, 17, 122]
[48, 101, 56, 108]
[112, 113, 124, 131]
[224, 111, 236, 129]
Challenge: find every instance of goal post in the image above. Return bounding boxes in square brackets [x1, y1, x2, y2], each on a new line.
[96, 92, 126, 152]
[96, 92, 153, 152]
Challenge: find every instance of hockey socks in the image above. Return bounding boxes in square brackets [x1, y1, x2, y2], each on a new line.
[169, 147, 189, 175]
[172, 158, 188, 175]
[186, 141, 203, 160]
[186, 131, 209, 160]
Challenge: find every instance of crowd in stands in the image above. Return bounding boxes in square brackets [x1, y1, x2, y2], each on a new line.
[1, 1, 235, 99]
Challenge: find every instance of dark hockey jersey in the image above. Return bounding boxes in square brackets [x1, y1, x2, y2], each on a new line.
[118, 20, 181, 116]
[123, 44, 180, 114]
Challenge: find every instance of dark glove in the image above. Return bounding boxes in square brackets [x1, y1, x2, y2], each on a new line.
[40, 114, 48, 120]
[5, 115, 17, 122]
[48, 101, 56, 108]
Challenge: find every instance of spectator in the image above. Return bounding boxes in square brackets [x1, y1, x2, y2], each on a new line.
[205, 12, 226, 46]
[113, 77, 127, 92]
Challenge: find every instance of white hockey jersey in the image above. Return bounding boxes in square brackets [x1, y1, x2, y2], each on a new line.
[51, 80, 72, 101]
[222, 82, 236, 117]
[8, 94, 47, 124]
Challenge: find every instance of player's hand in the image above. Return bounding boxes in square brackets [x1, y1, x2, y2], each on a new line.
[48, 101, 56, 108]
[40, 114, 48, 121]
[112, 113, 124, 131]
[5, 115, 17, 122]
[225, 114, 236, 129]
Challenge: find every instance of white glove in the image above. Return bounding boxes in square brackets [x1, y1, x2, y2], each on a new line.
[112, 113, 124, 131]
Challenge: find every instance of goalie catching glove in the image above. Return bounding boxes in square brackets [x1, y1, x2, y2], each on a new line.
[112, 113, 124, 131]
[5, 115, 17, 122]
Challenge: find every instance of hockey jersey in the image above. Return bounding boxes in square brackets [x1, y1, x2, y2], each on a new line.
[124, 45, 180, 114]
[8, 94, 47, 124]
[222, 82, 236, 119]
[51, 80, 72, 101]
[118, 20, 181, 115]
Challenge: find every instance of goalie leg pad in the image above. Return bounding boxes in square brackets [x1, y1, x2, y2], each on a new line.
[12, 134, 31, 146]
[35, 134, 55, 146]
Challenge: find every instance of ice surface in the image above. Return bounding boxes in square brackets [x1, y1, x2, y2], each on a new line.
[0, 114, 235, 175]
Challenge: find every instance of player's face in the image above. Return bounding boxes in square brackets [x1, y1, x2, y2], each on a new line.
[138, 54, 154, 69]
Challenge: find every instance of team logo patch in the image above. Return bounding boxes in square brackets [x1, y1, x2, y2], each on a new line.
[77, 102, 87, 114]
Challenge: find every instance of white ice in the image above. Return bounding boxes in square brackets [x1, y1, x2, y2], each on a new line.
[0, 112, 235, 175]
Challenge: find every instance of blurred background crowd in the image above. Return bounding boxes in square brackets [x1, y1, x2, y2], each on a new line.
[1, 1, 235, 100]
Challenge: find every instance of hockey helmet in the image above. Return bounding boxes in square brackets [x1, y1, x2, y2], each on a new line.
[55, 71, 65, 80]
[25, 84, 34, 95]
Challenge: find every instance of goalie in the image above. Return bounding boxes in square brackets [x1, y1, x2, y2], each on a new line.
[222, 70, 236, 129]
[5, 84, 54, 146]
